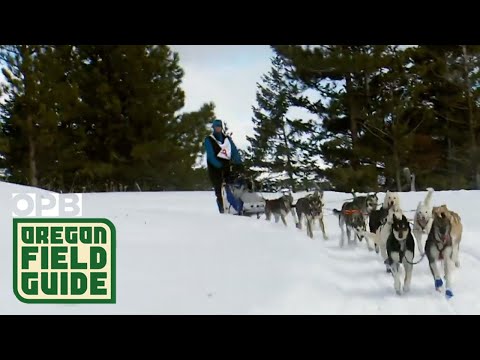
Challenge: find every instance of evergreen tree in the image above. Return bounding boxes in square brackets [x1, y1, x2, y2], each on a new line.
[74, 45, 214, 191]
[247, 55, 314, 192]
[405, 45, 480, 190]
[272, 45, 388, 191]
[1, 45, 216, 192]
[0, 45, 75, 188]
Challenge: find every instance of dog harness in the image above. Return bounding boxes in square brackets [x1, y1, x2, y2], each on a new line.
[343, 209, 361, 215]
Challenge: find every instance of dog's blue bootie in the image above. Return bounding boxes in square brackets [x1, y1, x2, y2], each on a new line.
[435, 278, 443, 289]
[445, 289, 454, 299]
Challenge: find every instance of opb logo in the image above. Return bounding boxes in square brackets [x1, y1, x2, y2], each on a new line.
[12, 193, 83, 217]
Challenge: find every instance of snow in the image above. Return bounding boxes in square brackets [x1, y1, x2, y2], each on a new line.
[0, 181, 479, 314]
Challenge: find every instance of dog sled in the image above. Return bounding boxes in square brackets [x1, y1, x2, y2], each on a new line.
[221, 176, 266, 218]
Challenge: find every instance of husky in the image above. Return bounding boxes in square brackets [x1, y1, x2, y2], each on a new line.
[374, 191, 403, 262]
[369, 190, 401, 253]
[333, 201, 368, 248]
[433, 205, 463, 268]
[295, 191, 327, 239]
[374, 207, 405, 272]
[383, 190, 401, 212]
[264, 192, 295, 226]
[368, 204, 391, 253]
[352, 191, 379, 215]
[351, 191, 379, 228]
[425, 205, 463, 299]
[385, 213, 415, 295]
[412, 188, 434, 256]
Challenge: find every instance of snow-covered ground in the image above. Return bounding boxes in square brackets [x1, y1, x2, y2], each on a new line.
[0, 181, 478, 314]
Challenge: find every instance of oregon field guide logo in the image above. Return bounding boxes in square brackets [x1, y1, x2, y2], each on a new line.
[13, 218, 116, 304]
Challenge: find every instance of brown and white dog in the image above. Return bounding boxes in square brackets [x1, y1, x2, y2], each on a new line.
[264, 192, 295, 226]
[425, 204, 463, 299]
[430, 205, 463, 268]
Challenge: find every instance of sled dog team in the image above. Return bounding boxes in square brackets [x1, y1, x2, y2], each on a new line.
[263, 188, 463, 299]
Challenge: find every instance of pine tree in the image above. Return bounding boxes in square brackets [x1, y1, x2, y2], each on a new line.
[405, 45, 480, 190]
[0, 45, 76, 187]
[272, 45, 389, 192]
[1, 45, 216, 192]
[247, 55, 314, 192]
[1, 45, 39, 186]
[162, 102, 215, 190]
[460, 45, 480, 189]
[271, 45, 480, 191]
[34, 45, 86, 191]
[72, 45, 211, 191]
[359, 46, 419, 191]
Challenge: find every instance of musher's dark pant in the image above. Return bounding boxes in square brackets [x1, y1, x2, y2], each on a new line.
[208, 164, 231, 213]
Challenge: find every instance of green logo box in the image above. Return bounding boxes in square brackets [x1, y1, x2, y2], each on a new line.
[13, 218, 116, 304]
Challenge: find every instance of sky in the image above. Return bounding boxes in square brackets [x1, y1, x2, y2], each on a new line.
[170, 45, 275, 151]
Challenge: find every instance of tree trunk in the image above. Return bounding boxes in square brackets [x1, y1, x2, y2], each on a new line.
[394, 163, 402, 192]
[27, 115, 38, 187]
[392, 137, 402, 192]
[19, 46, 38, 187]
[403, 167, 415, 191]
[447, 137, 455, 189]
[281, 124, 296, 192]
[345, 74, 359, 170]
[462, 45, 480, 189]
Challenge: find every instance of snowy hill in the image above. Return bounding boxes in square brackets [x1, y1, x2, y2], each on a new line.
[0, 181, 479, 314]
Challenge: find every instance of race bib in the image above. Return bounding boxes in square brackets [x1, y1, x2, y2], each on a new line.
[211, 135, 232, 160]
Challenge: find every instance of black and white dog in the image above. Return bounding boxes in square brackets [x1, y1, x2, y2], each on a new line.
[368, 205, 391, 253]
[374, 191, 403, 266]
[385, 213, 415, 295]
